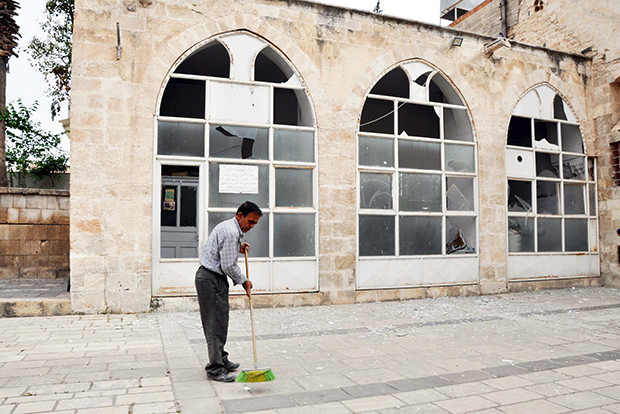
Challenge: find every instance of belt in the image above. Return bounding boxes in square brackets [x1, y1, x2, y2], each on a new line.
[200, 265, 225, 277]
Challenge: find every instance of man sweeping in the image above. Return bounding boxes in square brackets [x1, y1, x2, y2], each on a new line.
[195, 201, 262, 382]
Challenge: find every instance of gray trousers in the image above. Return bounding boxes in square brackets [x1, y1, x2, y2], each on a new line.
[195, 266, 231, 376]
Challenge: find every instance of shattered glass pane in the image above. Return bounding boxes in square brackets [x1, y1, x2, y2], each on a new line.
[370, 67, 409, 98]
[537, 218, 562, 252]
[400, 216, 442, 255]
[359, 136, 394, 167]
[274, 88, 313, 126]
[534, 120, 559, 150]
[360, 173, 392, 209]
[429, 73, 463, 105]
[508, 180, 532, 212]
[508, 216, 534, 252]
[561, 124, 583, 153]
[446, 177, 474, 211]
[399, 173, 441, 212]
[562, 155, 585, 180]
[398, 103, 440, 138]
[360, 98, 394, 134]
[536, 152, 560, 178]
[536, 180, 559, 215]
[446, 216, 476, 254]
[359, 215, 394, 256]
[209, 125, 268, 160]
[160, 78, 206, 119]
[175, 41, 230, 78]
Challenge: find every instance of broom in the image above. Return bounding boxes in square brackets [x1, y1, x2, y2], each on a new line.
[236, 250, 275, 383]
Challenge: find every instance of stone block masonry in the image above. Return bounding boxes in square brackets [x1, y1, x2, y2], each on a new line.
[0, 188, 70, 280]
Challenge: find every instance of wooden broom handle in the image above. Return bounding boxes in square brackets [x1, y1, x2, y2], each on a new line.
[245, 250, 258, 368]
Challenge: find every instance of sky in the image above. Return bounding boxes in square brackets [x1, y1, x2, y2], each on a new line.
[7, 0, 440, 156]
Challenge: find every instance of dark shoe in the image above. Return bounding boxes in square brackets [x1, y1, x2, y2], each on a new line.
[223, 360, 240, 372]
[207, 371, 236, 382]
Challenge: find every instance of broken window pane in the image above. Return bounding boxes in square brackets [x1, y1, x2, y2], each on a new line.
[537, 218, 562, 252]
[209, 212, 269, 257]
[444, 108, 473, 142]
[210, 82, 269, 124]
[359, 136, 393, 167]
[160, 78, 205, 118]
[274, 129, 314, 162]
[508, 217, 534, 252]
[446, 216, 476, 254]
[274, 88, 312, 126]
[445, 144, 475, 173]
[399, 216, 442, 255]
[563, 183, 585, 214]
[399, 173, 441, 212]
[536, 181, 560, 215]
[360, 98, 394, 134]
[359, 215, 394, 256]
[536, 152, 560, 178]
[360, 173, 392, 209]
[565, 218, 588, 251]
[174, 41, 230, 78]
[275, 168, 313, 207]
[398, 103, 440, 138]
[507, 116, 532, 148]
[274, 214, 315, 256]
[158, 121, 205, 157]
[429, 73, 463, 105]
[209, 125, 268, 160]
[534, 120, 559, 150]
[588, 183, 597, 216]
[508, 180, 532, 212]
[398, 140, 441, 170]
[208, 163, 269, 208]
[370, 67, 409, 98]
[254, 47, 292, 83]
[446, 177, 474, 211]
[561, 124, 583, 153]
[553, 94, 568, 120]
[562, 155, 585, 180]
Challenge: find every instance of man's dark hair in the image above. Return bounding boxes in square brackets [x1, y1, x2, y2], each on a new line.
[237, 201, 263, 217]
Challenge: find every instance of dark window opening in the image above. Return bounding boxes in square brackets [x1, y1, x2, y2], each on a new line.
[414, 72, 431, 86]
[398, 103, 440, 138]
[160, 78, 205, 118]
[370, 67, 409, 98]
[273, 88, 310, 126]
[612, 142, 620, 186]
[534, 120, 559, 149]
[429, 74, 463, 105]
[162, 165, 199, 177]
[255, 47, 292, 83]
[507, 116, 532, 147]
[360, 98, 394, 134]
[553, 94, 568, 120]
[174, 41, 230, 78]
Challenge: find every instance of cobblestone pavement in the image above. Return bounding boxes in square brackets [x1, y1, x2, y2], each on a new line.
[1, 286, 620, 413]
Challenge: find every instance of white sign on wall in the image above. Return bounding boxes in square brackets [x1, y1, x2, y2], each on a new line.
[219, 164, 259, 194]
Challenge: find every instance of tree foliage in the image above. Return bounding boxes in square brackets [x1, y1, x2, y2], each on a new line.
[1, 99, 68, 186]
[27, 0, 73, 119]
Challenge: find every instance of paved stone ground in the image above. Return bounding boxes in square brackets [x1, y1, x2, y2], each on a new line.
[1, 286, 620, 413]
[0, 279, 69, 299]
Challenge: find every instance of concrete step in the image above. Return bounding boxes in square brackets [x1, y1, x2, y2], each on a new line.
[0, 298, 72, 317]
[0, 279, 71, 317]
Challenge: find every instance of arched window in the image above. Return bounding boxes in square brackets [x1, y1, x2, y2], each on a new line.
[506, 84, 598, 279]
[154, 32, 317, 295]
[357, 61, 477, 289]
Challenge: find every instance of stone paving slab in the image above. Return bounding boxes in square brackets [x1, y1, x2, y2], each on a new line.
[0, 287, 619, 413]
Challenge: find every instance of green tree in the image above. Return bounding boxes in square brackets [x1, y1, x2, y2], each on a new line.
[0, 0, 20, 187]
[1, 99, 68, 187]
[27, 0, 73, 119]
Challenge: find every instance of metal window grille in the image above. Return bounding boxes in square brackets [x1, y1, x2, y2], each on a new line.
[612, 142, 620, 186]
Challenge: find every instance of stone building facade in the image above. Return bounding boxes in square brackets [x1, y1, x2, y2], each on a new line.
[70, 0, 610, 313]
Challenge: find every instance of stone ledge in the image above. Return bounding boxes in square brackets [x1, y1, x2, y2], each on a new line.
[0, 187, 70, 196]
[0, 299, 72, 317]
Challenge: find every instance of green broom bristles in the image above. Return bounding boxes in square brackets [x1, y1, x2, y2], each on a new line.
[236, 369, 275, 383]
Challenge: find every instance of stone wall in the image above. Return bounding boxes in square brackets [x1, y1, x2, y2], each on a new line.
[0, 188, 70, 280]
[452, 0, 620, 285]
[70, 0, 595, 313]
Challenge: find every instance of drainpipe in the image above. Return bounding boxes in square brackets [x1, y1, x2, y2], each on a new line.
[500, 0, 508, 37]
